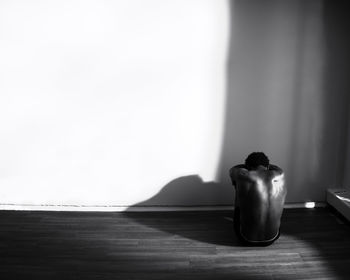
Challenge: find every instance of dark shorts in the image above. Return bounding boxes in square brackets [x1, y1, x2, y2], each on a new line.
[233, 207, 280, 246]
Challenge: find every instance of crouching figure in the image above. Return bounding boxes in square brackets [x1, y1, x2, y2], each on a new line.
[230, 152, 287, 246]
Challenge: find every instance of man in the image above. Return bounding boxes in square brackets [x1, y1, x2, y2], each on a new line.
[229, 152, 287, 246]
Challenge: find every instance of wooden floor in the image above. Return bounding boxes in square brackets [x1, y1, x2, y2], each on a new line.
[0, 208, 350, 280]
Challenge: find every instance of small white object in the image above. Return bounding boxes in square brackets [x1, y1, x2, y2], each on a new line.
[305, 202, 315, 208]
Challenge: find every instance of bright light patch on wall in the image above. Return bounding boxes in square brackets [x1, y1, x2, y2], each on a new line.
[0, 0, 230, 205]
[305, 202, 316, 208]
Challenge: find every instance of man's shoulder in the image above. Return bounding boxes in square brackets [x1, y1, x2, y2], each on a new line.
[268, 164, 284, 174]
[230, 164, 249, 178]
[268, 165, 284, 181]
[230, 164, 285, 183]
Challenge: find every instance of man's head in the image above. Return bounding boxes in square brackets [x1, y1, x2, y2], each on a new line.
[245, 152, 270, 170]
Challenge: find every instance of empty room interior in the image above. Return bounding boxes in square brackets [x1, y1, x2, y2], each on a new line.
[1, 0, 350, 279]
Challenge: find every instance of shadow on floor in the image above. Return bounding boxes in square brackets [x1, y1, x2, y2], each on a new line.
[1, 207, 350, 279]
[122, 174, 350, 279]
[125, 174, 236, 247]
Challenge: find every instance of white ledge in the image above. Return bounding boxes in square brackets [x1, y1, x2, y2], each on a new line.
[327, 188, 350, 221]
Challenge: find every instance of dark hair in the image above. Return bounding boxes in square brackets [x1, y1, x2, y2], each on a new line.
[245, 152, 269, 170]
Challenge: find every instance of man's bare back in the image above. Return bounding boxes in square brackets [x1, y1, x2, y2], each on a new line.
[229, 153, 287, 245]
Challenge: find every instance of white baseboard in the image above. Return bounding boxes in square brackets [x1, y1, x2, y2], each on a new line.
[0, 202, 326, 212]
[0, 204, 233, 212]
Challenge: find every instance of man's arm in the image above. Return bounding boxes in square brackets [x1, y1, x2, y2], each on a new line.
[229, 164, 248, 187]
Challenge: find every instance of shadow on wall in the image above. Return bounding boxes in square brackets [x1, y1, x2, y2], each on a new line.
[321, 0, 350, 189]
[129, 175, 234, 207]
[217, 0, 350, 203]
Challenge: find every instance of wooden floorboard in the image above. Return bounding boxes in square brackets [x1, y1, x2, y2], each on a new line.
[0, 208, 349, 279]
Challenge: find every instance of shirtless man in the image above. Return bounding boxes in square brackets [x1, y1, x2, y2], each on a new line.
[229, 152, 287, 246]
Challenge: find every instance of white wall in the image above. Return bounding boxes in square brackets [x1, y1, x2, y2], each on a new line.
[0, 0, 229, 206]
[1, 0, 349, 208]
